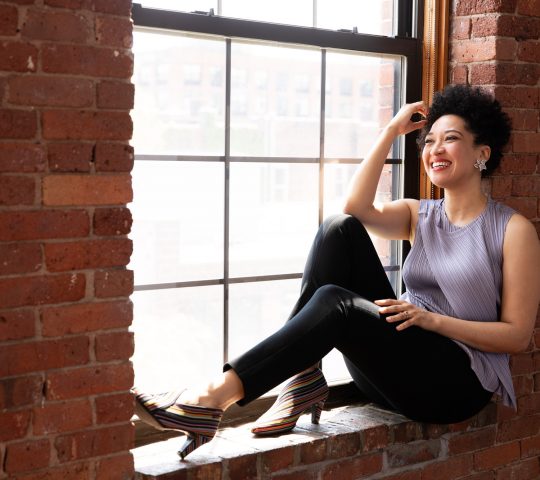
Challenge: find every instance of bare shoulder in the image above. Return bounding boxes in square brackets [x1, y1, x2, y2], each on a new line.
[505, 213, 539, 245]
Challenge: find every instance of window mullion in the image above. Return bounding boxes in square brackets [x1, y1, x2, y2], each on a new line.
[223, 38, 231, 365]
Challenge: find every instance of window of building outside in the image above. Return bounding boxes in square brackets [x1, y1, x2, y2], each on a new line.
[130, 0, 422, 410]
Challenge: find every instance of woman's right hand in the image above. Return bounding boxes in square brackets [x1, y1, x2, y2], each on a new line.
[386, 101, 428, 136]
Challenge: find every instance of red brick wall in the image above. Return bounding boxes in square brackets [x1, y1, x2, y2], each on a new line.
[0, 1, 135, 479]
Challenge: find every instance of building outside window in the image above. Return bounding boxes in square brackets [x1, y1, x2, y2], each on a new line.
[130, 1, 422, 404]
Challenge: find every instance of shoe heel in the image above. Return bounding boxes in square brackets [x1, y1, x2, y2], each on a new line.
[178, 434, 212, 460]
[311, 401, 324, 424]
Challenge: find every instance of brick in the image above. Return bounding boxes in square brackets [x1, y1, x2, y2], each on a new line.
[359, 424, 389, 452]
[33, 399, 93, 435]
[499, 154, 537, 175]
[521, 434, 540, 458]
[517, 393, 540, 416]
[0, 109, 37, 139]
[451, 38, 516, 63]
[493, 86, 539, 108]
[44, 0, 87, 8]
[451, 17, 471, 40]
[42, 174, 132, 206]
[95, 392, 133, 424]
[0, 5, 18, 36]
[0, 336, 90, 377]
[11, 462, 91, 480]
[55, 424, 133, 462]
[504, 197, 537, 219]
[513, 133, 540, 154]
[95, 453, 134, 480]
[97, 81, 134, 109]
[378, 472, 422, 480]
[260, 446, 295, 474]
[4, 439, 50, 474]
[471, 63, 540, 86]
[0, 175, 35, 205]
[512, 176, 539, 197]
[518, 40, 540, 63]
[0, 308, 36, 341]
[451, 64, 469, 84]
[42, 300, 132, 336]
[0, 143, 46, 173]
[0, 410, 31, 442]
[455, 0, 518, 15]
[517, 0, 540, 15]
[321, 453, 383, 479]
[0, 242, 41, 276]
[273, 471, 318, 480]
[386, 440, 440, 468]
[474, 442, 520, 470]
[448, 426, 496, 454]
[0, 210, 89, 241]
[490, 175, 512, 199]
[0, 41, 38, 73]
[0, 375, 42, 410]
[94, 269, 133, 298]
[95, 331, 134, 361]
[45, 363, 134, 400]
[506, 109, 538, 131]
[513, 375, 534, 397]
[42, 44, 133, 79]
[391, 421, 424, 443]
[0, 274, 85, 308]
[93, 207, 132, 236]
[94, 143, 134, 172]
[459, 473, 496, 480]
[42, 110, 132, 141]
[299, 438, 327, 464]
[93, 0, 132, 16]
[327, 431, 362, 458]
[21, 8, 91, 43]
[471, 14, 499, 37]
[45, 238, 132, 271]
[496, 457, 540, 480]
[95, 16, 132, 48]
[8, 76, 94, 108]
[421, 455, 473, 480]
[497, 416, 540, 443]
[48, 142, 93, 172]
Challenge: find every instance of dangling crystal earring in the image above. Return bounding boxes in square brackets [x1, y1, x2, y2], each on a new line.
[474, 158, 487, 172]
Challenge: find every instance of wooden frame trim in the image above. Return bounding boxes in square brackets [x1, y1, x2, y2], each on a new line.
[420, 0, 450, 200]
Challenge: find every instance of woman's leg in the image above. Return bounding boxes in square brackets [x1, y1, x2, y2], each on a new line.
[226, 284, 491, 423]
[287, 214, 396, 320]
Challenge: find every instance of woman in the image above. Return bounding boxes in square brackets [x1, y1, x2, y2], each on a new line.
[134, 84, 540, 460]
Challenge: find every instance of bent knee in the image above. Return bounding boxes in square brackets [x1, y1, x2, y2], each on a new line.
[321, 214, 368, 238]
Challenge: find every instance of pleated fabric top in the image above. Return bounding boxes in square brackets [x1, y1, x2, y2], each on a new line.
[401, 197, 517, 409]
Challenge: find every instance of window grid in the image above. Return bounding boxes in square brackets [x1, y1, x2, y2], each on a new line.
[132, 3, 423, 369]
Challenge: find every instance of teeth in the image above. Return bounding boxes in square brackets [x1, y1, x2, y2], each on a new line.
[432, 162, 450, 168]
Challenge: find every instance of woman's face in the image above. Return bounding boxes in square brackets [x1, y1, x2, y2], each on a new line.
[421, 114, 490, 189]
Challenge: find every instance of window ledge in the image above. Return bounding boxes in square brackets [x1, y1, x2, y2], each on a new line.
[133, 401, 498, 479]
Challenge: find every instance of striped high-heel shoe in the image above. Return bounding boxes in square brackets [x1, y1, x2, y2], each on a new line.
[251, 368, 329, 436]
[133, 388, 223, 459]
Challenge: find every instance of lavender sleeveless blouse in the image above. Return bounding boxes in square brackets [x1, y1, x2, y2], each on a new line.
[400, 197, 517, 409]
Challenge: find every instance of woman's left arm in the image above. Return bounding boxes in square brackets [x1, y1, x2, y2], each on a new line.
[377, 214, 540, 354]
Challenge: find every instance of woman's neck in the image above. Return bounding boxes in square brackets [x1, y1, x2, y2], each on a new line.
[443, 187, 488, 227]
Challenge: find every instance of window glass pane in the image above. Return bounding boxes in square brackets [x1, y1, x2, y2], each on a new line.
[229, 163, 318, 277]
[228, 279, 301, 361]
[324, 54, 399, 159]
[131, 286, 223, 392]
[230, 43, 321, 157]
[222, 0, 313, 27]
[317, 0, 393, 36]
[132, 30, 225, 155]
[139, 0, 217, 14]
[130, 161, 224, 285]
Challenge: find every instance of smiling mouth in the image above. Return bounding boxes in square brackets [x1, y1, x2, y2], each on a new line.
[431, 161, 451, 170]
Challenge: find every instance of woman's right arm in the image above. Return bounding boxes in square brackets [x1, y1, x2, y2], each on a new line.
[343, 101, 427, 241]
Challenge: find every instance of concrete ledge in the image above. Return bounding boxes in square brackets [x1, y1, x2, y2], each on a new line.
[131, 401, 520, 480]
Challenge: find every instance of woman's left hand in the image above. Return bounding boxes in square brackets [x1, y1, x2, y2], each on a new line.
[374, 299, 436, 332]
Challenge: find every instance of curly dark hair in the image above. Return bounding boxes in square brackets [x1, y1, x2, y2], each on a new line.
[418, 84, 512, 177]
